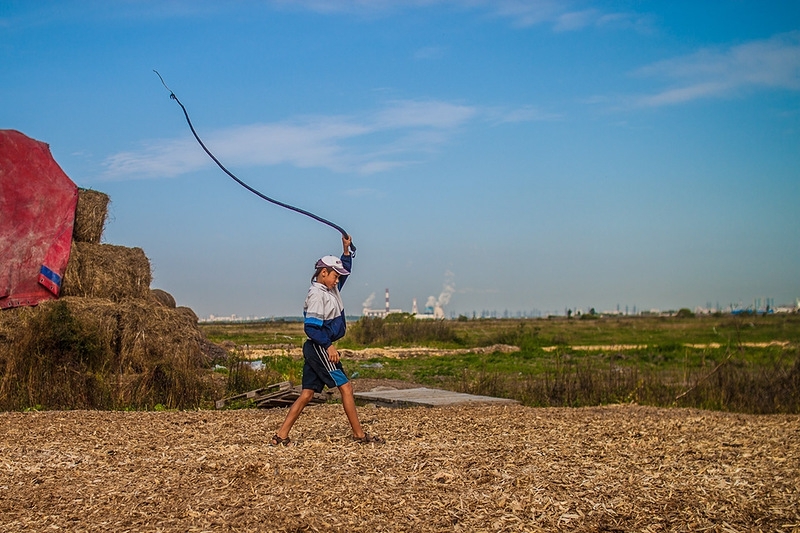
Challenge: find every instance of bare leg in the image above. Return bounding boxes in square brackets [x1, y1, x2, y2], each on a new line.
[275, 388, 316, 439]
[338, 381, 365, 438]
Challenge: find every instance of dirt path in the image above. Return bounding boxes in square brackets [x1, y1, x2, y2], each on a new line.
[542, 341, 792, 352]
[238, 343, 521, 360]
[1, 405, 798, 532]
[240, 341, 792, 359]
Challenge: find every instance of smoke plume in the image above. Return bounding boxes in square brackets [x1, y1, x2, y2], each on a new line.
[362, 292, 375, 309]
[437, 270, 455, 307]
[425, 271, 456, 311]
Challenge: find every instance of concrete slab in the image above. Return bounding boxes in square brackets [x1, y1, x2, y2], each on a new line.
[353, 387, 518, 408]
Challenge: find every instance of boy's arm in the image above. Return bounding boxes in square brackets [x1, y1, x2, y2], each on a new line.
[338, 234, 353, 291]
[304, 320, 332, 348]
[304, 290, 333, 348]
[341, 234, 352, 257]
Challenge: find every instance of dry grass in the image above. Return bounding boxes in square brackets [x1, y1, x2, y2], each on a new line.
[61, 242, 152, 301]
[0, 404, 797, 532]
[72, 188, 110, 244]
[150, 288, 177, 308]
[0, 297, 216, 410]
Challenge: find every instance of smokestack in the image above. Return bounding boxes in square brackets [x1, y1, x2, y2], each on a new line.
[385, 288, 390, 313]
[412, 298, 418, 315]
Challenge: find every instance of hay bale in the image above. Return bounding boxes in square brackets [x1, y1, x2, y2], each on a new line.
[0, 297, 216, 410]
[62, 242, 152, 301]
[0, 307, 27, 380]
[0, 299, 121, 410]
[150, 288, 176, 308]
[72, 188, 110, 243]
[101, 298, 212, 408]
[176, 306, 198, 323]
[0, 307, 26, 345]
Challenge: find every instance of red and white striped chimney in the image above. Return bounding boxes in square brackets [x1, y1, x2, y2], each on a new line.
[385, 288, 390, 313]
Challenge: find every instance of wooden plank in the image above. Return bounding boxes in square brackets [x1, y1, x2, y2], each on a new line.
[215, 381, 292, 409]
[255, 388, 332, 409]
[257, 398, 295, 408]
[250, 385, 295, 402]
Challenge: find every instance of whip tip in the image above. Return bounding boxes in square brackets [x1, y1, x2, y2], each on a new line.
[153, 69, 172, 94]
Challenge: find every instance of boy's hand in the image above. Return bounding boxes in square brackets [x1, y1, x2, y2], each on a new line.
[342, 235, 352, 256]
[327, 345, 340, 363]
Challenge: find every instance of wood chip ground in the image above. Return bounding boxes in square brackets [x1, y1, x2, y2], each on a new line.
[1, 404, 798, 532]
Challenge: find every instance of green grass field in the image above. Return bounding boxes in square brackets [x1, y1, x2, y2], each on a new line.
[202, 314, 800, 414]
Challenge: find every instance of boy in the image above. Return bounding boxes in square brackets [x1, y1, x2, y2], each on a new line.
[270, 235, 384, 446]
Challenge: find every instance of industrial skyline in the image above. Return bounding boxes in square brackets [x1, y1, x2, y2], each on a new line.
[200, 295, 799, 323]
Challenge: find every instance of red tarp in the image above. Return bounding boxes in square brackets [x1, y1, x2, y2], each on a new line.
[0, 129, 78, 309]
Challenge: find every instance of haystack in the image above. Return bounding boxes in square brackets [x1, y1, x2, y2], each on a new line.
[72, 188, 109, 243]
[0, 297, 216, 410]
[0, 306, 24, 345]
[62, 242, 152, 301]
[0, 187, 226, 411]
[150, 288, 177, 308]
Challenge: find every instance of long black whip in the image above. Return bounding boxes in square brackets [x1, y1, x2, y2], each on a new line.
[154, 70, 355, 253]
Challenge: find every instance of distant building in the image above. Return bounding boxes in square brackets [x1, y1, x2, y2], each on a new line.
[362, 288, 403, 318]
[413, 297, 445, 320]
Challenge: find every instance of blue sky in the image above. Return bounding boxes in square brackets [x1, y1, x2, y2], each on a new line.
[2, 1, 799, 318]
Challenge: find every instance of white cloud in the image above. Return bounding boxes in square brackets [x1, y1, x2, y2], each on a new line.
[269, 0, 441, 16]
[101, 100, 477, 181]
[103, 137, 204, 179]
[374, 100, 476, 129]
[552, 9, 652, 33]
[632, 31, 800, 107]
[552, 9, 598, 32]
[7, 0, 652, 34]
[489, 105, 561, 123]
[487, 0, 561, 28]
[269, 0, 650, 33]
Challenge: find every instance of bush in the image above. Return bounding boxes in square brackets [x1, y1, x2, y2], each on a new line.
[674, 348, 800, 413]
[447, 348, 800, 413]
[224, 349, 285, 395]
[348, 316, 460, 346]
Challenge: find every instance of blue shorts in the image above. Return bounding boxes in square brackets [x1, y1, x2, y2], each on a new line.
[302, 340, 349, 392]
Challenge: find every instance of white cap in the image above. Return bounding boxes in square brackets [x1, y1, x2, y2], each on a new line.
[315, 255, 349, 275]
